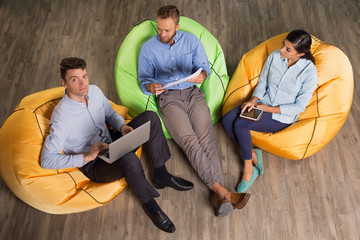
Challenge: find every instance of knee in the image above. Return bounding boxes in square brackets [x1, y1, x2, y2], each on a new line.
[120, 153, 143, 175]
[176, 133, 200, 151]
[222, 107, 239, 126]
[144, 111, 161, 126]
[222, 112, 236, 131]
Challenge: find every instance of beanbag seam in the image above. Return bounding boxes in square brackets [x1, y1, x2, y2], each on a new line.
[300, 86, 320, 159]
[33, 97, 62, 140]
[209, 61, 226, 93]
[63, 172, 120, 205]
[222, 75, 260, 108]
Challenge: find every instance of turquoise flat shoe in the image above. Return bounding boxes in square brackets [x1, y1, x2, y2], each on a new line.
[254, 148, 263, 176]
[236, 166, 259, 193]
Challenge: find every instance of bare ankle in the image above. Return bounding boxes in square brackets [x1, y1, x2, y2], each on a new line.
[212, 183, 230, 200]
[252, 148, 258, 165]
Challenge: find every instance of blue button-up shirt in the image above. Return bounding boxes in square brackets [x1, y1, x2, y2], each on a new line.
[41, 85, 126, 169]
[138, 31, 211, 95]
[253, 50, 318, 124]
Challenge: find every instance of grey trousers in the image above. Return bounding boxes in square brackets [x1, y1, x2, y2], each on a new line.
[158, 86, 224, 189]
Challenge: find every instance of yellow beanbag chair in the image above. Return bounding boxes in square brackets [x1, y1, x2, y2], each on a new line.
[222, 33, 353, 160]
[0, 87, 141, 214]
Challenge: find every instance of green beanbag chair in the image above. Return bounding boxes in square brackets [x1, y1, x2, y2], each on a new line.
[115, 16, 229, 138]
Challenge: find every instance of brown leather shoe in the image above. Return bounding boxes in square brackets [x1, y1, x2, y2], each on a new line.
[214, 194, 233, 217]
[230, 193, 251, 209]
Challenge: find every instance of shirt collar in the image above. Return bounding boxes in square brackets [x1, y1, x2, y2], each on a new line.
[63, 89, 89, 109]
[173, 31, 180, 43]
[279, 54, 308, 68]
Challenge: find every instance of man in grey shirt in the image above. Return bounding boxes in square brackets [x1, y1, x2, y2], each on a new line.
[41, 57, 193, 233]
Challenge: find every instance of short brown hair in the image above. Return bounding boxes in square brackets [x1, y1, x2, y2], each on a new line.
[60, 57, 87, 80]
[157, 5, 180, 25]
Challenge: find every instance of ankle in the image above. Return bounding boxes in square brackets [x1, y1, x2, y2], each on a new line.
[223, 192, 232, 202]
[244, 159, 253, 169]
[212, 183, 230, 200]
[251, 149, 258, 165]
[154, 165, 172, 182]
[144, 198, 160, 215]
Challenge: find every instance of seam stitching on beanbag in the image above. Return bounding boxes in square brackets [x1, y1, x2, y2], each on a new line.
[209, 61, 226, 93]
[222, 75, 260, 107]
[64, 172, 121, 205]
[301, 85, 320, 159]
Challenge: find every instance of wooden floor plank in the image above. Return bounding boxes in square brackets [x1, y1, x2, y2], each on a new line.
[1, 0, 359, 239]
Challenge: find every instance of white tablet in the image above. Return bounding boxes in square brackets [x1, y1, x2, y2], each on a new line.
[239, 107, 263, 121]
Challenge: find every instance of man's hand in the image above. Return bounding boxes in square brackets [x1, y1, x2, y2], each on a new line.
[120, 124, 134, 136]
[147, 83, 164, 95]
[188, 70, 207, 84]
[83, 142, 109, 163]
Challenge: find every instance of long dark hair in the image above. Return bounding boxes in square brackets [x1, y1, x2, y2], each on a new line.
[286, 30, 315, 64]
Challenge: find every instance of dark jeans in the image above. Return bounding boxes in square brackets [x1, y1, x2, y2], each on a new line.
[80, 111, 170, 203]
[222, 106, 290, 160]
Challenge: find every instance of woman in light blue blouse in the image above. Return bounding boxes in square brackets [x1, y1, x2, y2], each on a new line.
[223, 30, 318, 193]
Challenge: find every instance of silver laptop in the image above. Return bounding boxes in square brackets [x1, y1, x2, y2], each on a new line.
[98, 121, 151, 164]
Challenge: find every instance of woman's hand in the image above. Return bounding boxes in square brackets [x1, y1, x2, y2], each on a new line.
[241, 96, 259, 113]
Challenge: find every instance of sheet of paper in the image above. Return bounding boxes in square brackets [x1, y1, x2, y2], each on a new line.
[163, 68, 203, 89]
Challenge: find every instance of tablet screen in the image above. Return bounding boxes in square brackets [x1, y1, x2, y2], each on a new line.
[240, 107, 263, 121]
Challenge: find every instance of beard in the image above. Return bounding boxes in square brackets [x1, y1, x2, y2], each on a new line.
[159, 31, 176, 44]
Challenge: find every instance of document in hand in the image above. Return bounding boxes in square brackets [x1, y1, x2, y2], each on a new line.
[163, 68, 203, 89]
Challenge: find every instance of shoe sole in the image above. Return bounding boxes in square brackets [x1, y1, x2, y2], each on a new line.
[233, 194, 251, 210]
[153, 183, 193, 191]
[216, 202, 233, 217]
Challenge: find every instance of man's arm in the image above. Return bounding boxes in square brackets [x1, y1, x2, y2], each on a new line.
[138, 45, 160, 95]
[83, 142, 109, 163]
[188, 70, 208, 84]
[41, 117, 111, 169]
[41, 120, 84, 169]
[190, 36, 211, 81]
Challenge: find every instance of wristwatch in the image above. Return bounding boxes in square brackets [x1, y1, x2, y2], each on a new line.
[201, 70, 208, 79]
[146, 83, 151, 92]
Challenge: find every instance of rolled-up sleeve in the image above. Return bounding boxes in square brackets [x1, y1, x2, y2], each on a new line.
[138, 46, 156, 95]
[192, 39, 211, 77]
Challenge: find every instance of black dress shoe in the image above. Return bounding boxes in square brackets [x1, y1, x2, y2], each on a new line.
[143, 206, 176, 233]
[154, 176, 194, 191]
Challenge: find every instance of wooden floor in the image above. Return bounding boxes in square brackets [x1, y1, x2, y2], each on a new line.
[1, 0, 359, 239]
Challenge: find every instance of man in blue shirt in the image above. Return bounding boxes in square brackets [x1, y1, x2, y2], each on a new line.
[138, 5, 250, 217]
[41, 57, 194, 233]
